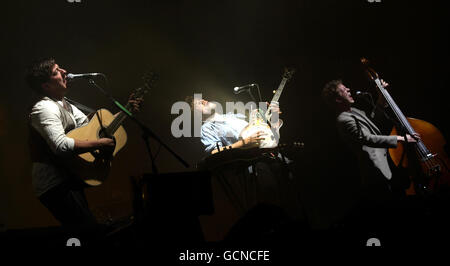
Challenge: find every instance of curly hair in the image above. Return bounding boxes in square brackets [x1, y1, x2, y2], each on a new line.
[25, 58, 56, 94]
[321, 79, 343, 106]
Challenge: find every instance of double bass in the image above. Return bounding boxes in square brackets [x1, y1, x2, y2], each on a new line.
[361, 58, 450, 196]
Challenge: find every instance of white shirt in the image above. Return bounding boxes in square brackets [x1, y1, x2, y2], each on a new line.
[30, 97, 89, 196]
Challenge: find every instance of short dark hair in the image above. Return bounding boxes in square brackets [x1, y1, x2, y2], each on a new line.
[25, 58, 56, 94]
[321, 79, 342, 106]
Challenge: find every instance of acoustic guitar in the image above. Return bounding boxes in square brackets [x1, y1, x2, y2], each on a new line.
[66, 73, 155, 186]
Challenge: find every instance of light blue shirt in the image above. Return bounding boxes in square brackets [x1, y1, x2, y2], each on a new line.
[201, 113, 248, 153]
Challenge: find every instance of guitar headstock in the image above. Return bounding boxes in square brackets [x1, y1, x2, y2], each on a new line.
[282, 67, 296, 81]
[134, 71, 158, 97]
[142, 71, 158, 91]
[127, 71, 158, 112]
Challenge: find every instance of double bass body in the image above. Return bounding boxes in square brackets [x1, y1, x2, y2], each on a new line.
[361, 57, 449, 196]
[390, 117, 450, 195]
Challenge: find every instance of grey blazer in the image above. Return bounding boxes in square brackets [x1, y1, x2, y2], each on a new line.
[336, 107, 398, 184]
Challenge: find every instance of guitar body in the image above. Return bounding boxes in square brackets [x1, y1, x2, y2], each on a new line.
[389, 117, 450, 195]
[240, 109, 278, 148]
[63, 72, 153, 186]
[66, 109, 128, 186]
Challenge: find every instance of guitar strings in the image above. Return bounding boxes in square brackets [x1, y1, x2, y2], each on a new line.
[377, 83, 439, 176]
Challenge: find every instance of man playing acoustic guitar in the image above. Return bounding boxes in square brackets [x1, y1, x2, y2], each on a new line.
[26, 58, 139, 228]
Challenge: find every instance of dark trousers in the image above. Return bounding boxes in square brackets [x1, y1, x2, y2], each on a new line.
[39, 182, 97, 228]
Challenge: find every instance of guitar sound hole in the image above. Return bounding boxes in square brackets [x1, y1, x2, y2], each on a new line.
[99, 128, 109, 139]
[98, 128, 116, 149]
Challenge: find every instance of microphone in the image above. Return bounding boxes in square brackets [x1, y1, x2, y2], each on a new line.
[355, 91, 371, 97]
[66, 73, 102, 80]
[233, 83, 257, 94]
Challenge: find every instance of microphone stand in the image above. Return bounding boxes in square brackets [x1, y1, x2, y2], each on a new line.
[88, 79, 190, 175]
[245, 84, 262, 103]
[246, 84, 268, 121]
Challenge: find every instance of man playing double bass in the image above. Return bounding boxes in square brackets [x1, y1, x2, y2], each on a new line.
[321, 79, 419, 203]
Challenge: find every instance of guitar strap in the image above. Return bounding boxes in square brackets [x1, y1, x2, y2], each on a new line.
[65, 96, 108, 137]
[216, 142, 221, 153]
[61, 99, 73, 114]
[64, 97, 95, 115]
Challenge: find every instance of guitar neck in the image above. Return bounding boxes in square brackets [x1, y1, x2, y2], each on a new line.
[271, 77, 288, 103]
[106, 111, 129, 135]
[105, 95, 138, 135]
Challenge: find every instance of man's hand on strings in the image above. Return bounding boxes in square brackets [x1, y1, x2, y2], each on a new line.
[376, 79, 390, 107]
[397, 133, 421, 143]
[97, 137, 116, 158]
[242, 131, 267, 148]
[265, 101, 283, 129]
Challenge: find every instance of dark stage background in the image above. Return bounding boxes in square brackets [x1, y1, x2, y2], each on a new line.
[1, 0, 448, 239]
